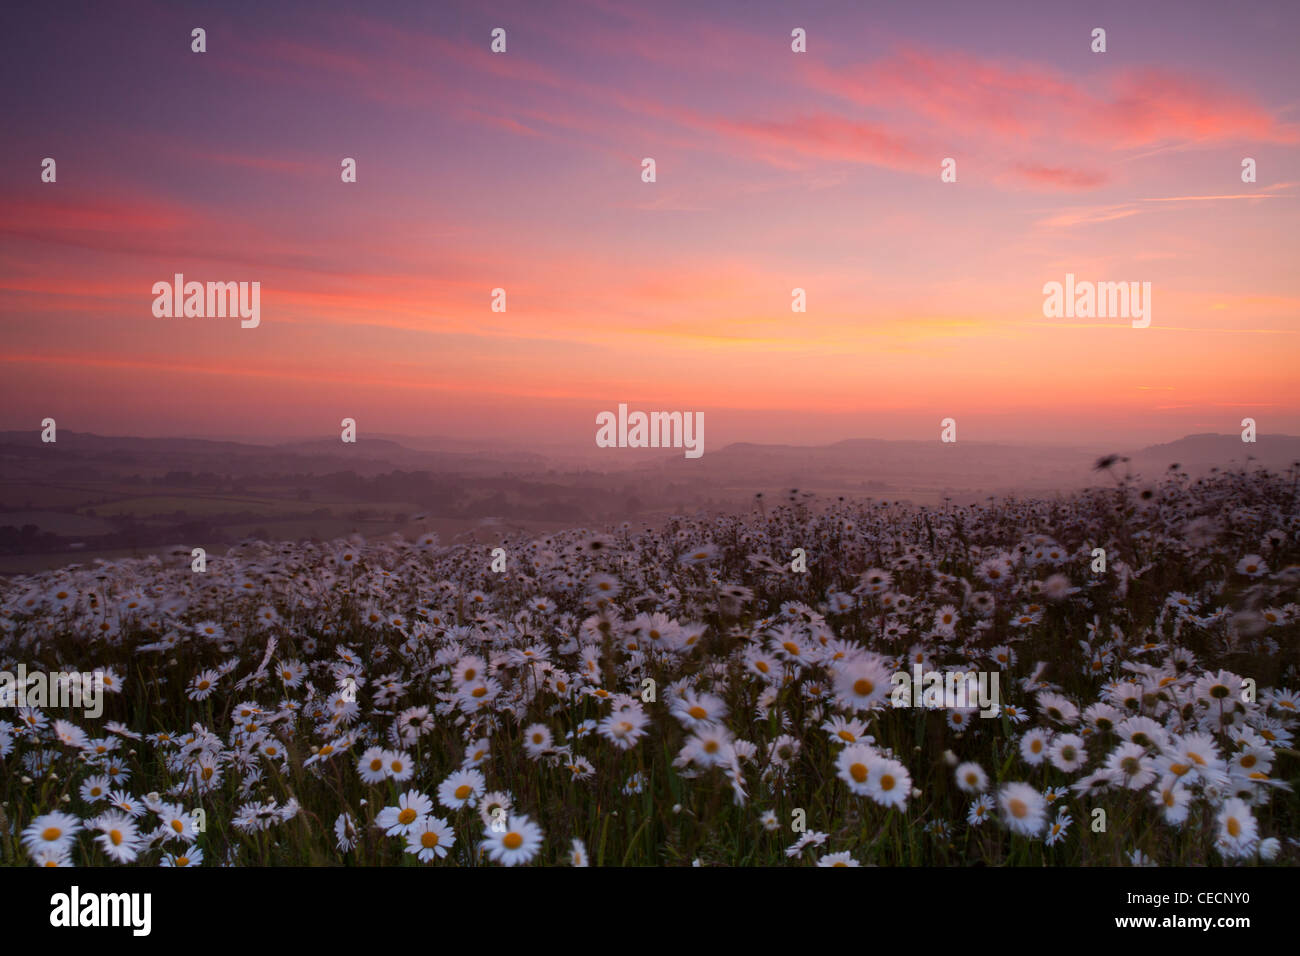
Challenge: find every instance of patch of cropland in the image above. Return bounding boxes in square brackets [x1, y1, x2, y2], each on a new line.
[1, 467, 1297, 866]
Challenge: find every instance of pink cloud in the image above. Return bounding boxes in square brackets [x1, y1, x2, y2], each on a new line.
[788, 46, 1298, 190]
[1009, 164, 1110, 191]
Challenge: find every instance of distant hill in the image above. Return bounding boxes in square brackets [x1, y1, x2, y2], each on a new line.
[639, 432, 1300, 500]
[0, 431, 546, 478]
[1, 429, 1293, 490]
[1126, 433, 1300, 478]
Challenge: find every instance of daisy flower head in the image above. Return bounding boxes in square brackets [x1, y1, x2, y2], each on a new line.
[478, 791, 514, 829]
[822, 714, 871, 746]
[678, 542, 719, 566]
[678, 724, 736, 769]
[864, 755, 912, 809]
[160, 845, 203, 867]
[187, 669, 220, 701]
[52, 719, 90, 750]
[954, 761, 988, 794]
[462, 737, 492, 768]
[669, 690, 728, 730]
[521, 723, 554, 759]
[1048, 734, 1088, 773]
[933, 604, 959, 635]
[1235, 554, 1267, 578]
[406, 816, 456, 862]
[856, 568, 893, 595]
[598, 703, 650, 750]
[1105, 742, 1157, 790]
[357, 746, 389, 784]
[31, 844, 73, 867]
[1151, 779, 1192, 826]
[998, 782, 1048, 838]
[1036, 691, 1080, 726]
[1215, 798, 1259, 859]
[376, 789, 434, 837]
[438, 769, 486, 810]
[22, 812, 82, 856]
[108, 791, 146, 818]
[1045, 811, 1072, 847]
[80, 774, 111, 804]
[569, 837, 589, 867]
[92, 810, 141, 864]
[967, 794, 995, 826]
[785, 830, 829, 858]
[1193, 669, 1244, 706]
[483, 814, 544, 867]
[384, 749, 416, 783]
[1019, 728, 1053, 766]
[832, 655, 893, 712]
[836, 743, 877, 796]
[158, 803, 197, 843]
[335, 812, 358, 851]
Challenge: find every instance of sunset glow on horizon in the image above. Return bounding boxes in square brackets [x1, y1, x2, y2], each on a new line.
[3, 0, 1298, 450]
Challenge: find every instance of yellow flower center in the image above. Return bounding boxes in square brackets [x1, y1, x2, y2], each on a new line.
[421, 830, 440, 848]
[1009, 799, 1028, 819]
[503, 832, 523, 850]
[688, 706, 707, 719]
[398, 808, 417, 825]
[850, 763, 868, 783]
[455, 785, 473, 800]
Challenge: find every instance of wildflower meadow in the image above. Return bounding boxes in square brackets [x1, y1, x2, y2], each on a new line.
[3, 464, 1297, 867]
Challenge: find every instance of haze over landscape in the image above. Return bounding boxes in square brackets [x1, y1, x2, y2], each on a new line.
[3, 426, 1296, 573]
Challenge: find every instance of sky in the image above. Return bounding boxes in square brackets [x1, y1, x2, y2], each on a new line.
[1, 0, 1298, 451]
